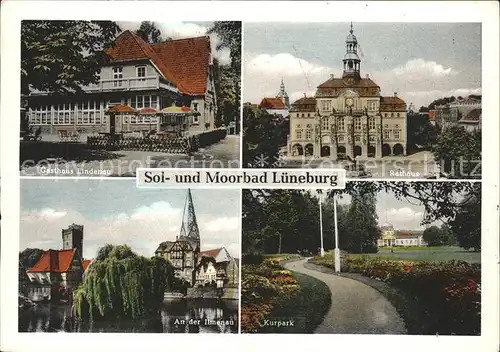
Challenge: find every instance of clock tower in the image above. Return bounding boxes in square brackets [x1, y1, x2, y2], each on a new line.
[342, 23, 361, 81]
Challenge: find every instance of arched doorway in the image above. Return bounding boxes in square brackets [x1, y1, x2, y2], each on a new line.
[292, 144, 303, 156]
[321, 145, 331, 157]
[393, 143, 404, 156]
[368, 145, 376, 157]
[353, 145, 362, 157]
[337, 146, 346, 160]
[382, 144, 391, 157]
[304, 144, 314, 156]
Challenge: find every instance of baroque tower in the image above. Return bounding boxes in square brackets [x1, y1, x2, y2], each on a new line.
[276, 78, 290, 109]
[62, 224, 84, 259]
[342, 22, 361, 80]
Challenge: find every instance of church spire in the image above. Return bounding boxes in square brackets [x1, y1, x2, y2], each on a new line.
[342, 22, 361, 80]
[179, 189, 200, 241]
[276, 77, 290, 108]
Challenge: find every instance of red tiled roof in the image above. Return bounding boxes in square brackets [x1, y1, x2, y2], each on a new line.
[317, 77, 379, 89]
[290, 97, 317, 112]
[106, 31, 180, 90]
[462, 108, 482, 122]
[428, 111, 435, 121]
[82, 259, 92, 272]
[380, 96, 406, 112]
[105, 31, 211, 95]
[151, 36, 211, 96]
[200, 248, 223, 259]
[259, 98, 285, 109]
[27, 249, 76, 273]
[292, 97, 316, 105]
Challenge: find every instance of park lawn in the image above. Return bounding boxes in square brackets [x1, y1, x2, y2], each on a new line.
[257, 271, 331, 334]
[358, 246, 480, 263]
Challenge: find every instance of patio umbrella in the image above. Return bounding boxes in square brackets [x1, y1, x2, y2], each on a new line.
[105, 104, 136, 134]
[138, 107, 157, 132]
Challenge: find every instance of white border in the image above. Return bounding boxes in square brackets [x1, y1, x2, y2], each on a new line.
[1, 2, 499, 352]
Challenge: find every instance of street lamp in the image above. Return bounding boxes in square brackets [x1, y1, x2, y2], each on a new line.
[318, 189, 325, 257]
[333, 194, 341, 272]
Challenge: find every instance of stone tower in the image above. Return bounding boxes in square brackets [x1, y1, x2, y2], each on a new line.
[342, 22, 361, 80]
[62, 224, 83, 259]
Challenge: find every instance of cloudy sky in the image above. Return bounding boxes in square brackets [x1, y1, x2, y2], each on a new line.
[334, 188, 441, 231]
[244, 22, 481, 109]
[20, 180, 240, 259]
[117, 21, 231, 65]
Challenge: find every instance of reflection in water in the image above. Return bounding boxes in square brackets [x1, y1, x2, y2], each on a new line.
[19, 299, 238, 333]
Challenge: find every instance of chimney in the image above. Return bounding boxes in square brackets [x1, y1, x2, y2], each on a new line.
[330, 74, 334, 79]
[366, 74, 370, 79]
[394, 92, 398, 97]
[303, 92, 306, 98]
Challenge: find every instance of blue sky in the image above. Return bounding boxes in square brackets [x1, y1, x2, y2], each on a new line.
[20, 180, 240, 259]
[243, 22, 481, 109]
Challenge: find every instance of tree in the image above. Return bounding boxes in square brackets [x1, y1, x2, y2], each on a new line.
[432, 125, 481, 178]
[344, 190, 380, 253]
[19, 248, 44, 269]
[73, 245, 174, 322]
[208, 22, 242, 131]
[243, 106, 284, 167]
[406, 113, 438, 151]
[21, 20, 121, 96]
[134, 21, 164, 43]
[213, 59, 238, 128]
[422, 226, 447, 246]
[207, 22, 241, 73]
[449, 192, 481, 251]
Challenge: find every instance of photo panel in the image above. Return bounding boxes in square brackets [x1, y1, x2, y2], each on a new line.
[20, 20, 242, 176]
[242, 22, 482, 180]
[241, 181, 481, 335]
[18, 179, 240, 333]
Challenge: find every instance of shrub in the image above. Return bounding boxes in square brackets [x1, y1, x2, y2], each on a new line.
[242, 252, 264, 265]
[241, 260, 299, 332]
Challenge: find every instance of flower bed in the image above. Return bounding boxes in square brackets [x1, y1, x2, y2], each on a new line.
[241, 259, 299, 333]
[263, 253, 302, 263]
[310, 253, 481, 335]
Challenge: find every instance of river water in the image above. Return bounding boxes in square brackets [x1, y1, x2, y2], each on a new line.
[19, 299, 238, 333]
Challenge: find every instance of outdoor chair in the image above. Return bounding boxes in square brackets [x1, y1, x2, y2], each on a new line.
[58, 130, 69, 142]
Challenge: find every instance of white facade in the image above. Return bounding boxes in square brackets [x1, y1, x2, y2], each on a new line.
[26, 32, 216, 135]
[286, 26, 407, 160]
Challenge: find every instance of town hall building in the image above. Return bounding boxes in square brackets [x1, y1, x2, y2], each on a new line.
[287, 24, 408, 160]
[26, 30, 217, 135]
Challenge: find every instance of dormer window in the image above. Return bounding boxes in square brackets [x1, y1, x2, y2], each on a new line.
[137, 66, 146, 80]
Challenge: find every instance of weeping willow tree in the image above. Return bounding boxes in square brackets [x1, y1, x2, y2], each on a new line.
[73, 245, 174, 322]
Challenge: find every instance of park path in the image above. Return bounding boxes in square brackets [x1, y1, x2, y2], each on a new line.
[283, 258, 407, 334]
